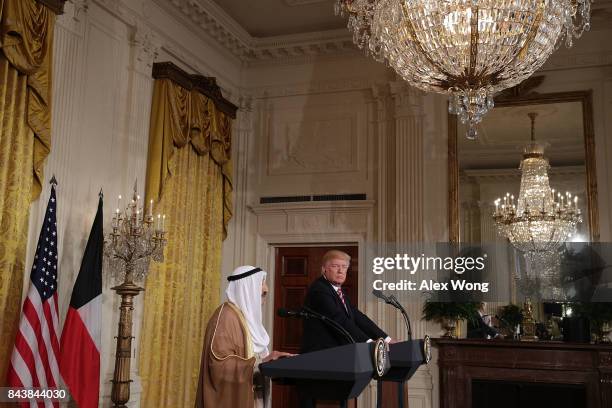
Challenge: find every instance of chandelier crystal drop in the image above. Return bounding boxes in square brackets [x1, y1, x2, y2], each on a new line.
[335, 0, 592, 139]
[492, 113, 582, 260]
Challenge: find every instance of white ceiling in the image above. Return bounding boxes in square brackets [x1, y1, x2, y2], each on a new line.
[458, 101, 585, 170]
[210, 0, 346, 37]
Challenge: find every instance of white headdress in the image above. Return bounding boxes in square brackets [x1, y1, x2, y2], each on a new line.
[225, 265, 270, 355]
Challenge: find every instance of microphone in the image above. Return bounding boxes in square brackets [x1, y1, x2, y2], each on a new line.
[372, 289, 412, 340]
[277, 308, 313, 319]
[277, 307, 355, 344]
[372, 289, 393, 304]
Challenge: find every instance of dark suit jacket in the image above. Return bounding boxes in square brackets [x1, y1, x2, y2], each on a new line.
[301, 276, 387, 353]
[467, 313, 499, 339]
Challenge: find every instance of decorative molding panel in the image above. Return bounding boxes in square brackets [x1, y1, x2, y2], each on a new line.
[268, 115, 356, 175]
[250, 76, 380, 98]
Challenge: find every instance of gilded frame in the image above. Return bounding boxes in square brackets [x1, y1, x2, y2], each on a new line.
[448, 89, 599, 243]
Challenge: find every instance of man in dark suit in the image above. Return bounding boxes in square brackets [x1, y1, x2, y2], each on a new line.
[467, 302, 502, 339]
[301, 249, 391, 353]
[299, 250, 391, 408]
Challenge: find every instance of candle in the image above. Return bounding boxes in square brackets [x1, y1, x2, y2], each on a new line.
[157, 214, 161, 231]
[149, 199, 153, 218]
[117, 195, 122, 211]
[574, 196, 578, 210]
[162, 214, 166, 232]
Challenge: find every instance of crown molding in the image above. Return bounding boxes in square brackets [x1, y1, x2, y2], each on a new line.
[153, 0, 355, 63]
[93, 0, 612, 77]
[247, 29, 354, 61]
[156, 0, 612, 69]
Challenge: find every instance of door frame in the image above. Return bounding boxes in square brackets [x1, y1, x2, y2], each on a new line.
[257, 234, 369, 339]
[249, 201, 380, 408]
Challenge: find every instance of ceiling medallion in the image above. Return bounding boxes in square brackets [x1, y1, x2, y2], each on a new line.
[335, 0, 592, 139]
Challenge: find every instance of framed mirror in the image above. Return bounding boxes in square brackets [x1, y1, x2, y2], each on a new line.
[448, 78, 599, 245]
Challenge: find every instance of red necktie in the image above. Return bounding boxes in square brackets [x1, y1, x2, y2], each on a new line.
[337, 288, 347, 310]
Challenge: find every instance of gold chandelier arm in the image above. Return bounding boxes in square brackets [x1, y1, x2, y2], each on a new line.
[516, 0, 546, 61]
[400, 2, 451, 85]
[468, 6, 479, 81]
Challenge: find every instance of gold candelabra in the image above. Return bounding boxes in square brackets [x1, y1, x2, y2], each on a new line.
[105, 182, 167, 408]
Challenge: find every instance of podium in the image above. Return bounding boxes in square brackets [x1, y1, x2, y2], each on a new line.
[260, 342, 375, 401]
[384, 338, 428, 381]
[376, 338, 429, 408]
[261, 338, 429, 406]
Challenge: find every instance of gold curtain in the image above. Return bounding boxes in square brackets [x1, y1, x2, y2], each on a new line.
[139, 78, 233, 407]
[0, 0, 54, 384]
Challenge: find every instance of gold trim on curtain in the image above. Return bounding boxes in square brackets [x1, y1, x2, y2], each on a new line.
[0, 0, 54, 384]
[139, 78, 233, 407]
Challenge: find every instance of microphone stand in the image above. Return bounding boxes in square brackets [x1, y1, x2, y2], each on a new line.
[372, 291, 412, 408]
[302, 306, 355, 344]
[388, 295, 412, 341]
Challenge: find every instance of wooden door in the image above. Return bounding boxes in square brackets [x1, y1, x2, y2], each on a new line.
[272, 245, 358, 408]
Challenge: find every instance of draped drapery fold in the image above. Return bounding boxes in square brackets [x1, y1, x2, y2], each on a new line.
[144, 78, 233, 238]
[0, 0, 55, 384]
[139, 73, 235, 407]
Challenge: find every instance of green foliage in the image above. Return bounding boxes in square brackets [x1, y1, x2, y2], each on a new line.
[498, 304, 523, 328]
[422, 301, 479, 324]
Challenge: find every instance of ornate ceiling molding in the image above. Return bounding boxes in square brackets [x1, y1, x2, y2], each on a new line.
[154, 0, 355, 63]
[156, 0, 612, 68]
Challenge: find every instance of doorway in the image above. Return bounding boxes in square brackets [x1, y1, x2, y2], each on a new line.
[272, 245, 358, 408]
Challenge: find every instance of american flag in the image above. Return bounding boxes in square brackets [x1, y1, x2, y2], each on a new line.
[7, 184, 61, 407]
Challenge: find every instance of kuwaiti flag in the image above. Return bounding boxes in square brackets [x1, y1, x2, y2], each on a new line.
[59, 194, 103, 408]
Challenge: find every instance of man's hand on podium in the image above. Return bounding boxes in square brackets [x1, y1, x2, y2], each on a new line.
[262, 350, 296, 363]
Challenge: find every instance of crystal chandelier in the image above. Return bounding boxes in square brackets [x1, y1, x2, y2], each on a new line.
[335, 0, 592, 139]
[492, 113, 582, 257]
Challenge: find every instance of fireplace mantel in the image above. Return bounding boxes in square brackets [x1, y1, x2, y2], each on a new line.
[434, 338, 612, 408]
